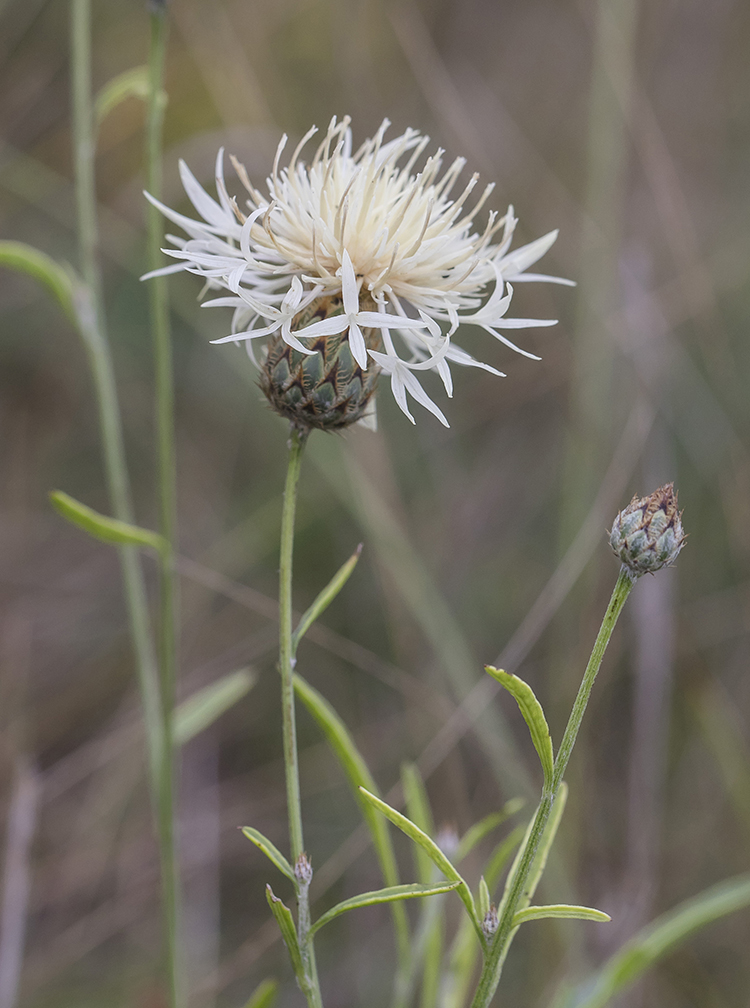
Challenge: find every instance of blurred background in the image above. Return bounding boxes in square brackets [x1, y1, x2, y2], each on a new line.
[1, 0, 749, 1005]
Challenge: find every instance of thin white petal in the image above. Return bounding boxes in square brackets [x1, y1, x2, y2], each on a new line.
[348, 323, 369, 369]
[293, 316, 348, 339]
[140, 263, 189, 281]
[340, 250, 359, 316]
[497, 230, 558, 275]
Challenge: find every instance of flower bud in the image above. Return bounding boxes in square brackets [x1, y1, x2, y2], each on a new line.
[481, 905, 499, 939]
[260, 295, 381, 432]
[294, 852, 313, 887]
[609, 483, 686, 576]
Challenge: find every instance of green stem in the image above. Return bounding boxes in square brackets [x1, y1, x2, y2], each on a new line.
[145, 7, 182, 1008]
[71, 3, 176, 998]
[470, 566, 636, 1008]
[278, 427, 323, 1008]
[280, 427, 308, 862]
[69, 0, 164, 883]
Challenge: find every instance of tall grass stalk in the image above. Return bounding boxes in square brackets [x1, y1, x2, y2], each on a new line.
[69, 0, 164, 854]
[71, 2, 180, 1001]
[470, 566, 636, 1007]
[145, 5, 183, 1007]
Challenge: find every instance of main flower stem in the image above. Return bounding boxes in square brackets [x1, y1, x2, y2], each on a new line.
[280, 427, 308, 861]
[470, 565, 636, 1008]
[145, 7, 182, 1008]
[278, 426, 323, 1008]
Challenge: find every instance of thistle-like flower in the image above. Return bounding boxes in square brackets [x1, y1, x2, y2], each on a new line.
[144, 116, 572, 429]
[610, 484, 686, 576]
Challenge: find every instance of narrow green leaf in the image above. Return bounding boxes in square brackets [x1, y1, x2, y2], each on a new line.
[95, 66, 149, 126]
[242, 978, 278, 1008]
[242, 827, 294, 882]
[293, 674, 410, 964]
[567, 873, 750, 1008]
[478, 877, 491, 919]
[174, 668, 255, 745]
[50, 491, 166, 553]
[514, 904, 610, 926]
[0, 241, 76, 322]
[485, 666, 554, 787]
[310, 881, 460, 936]
[401, 762, 436, 884]
[265, 886, 304, 979]
[292, 544, 362, 651]
[456, 797, 525, 863]
[358, 787, 484, 944]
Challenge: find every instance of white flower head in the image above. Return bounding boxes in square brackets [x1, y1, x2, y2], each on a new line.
[144, 116, 573, 427]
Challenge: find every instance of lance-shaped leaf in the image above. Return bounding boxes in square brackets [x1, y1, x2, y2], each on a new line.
[243, 978, 278, 1008]
[50, 491, 166, 554]
[242, 828, 294, 881]
[174, 668, 256, 746]
[292, 544, 362, 651]
[560, 873, 750, 1008]
[0, 241, 76, 322]
[514, 904, 610, 926]
[478, 877, 492, 919]
[95, 66, 149, 126]
[309, 881, 460, 937]
[265, 886, 304, 979]
[358, 787, 484, 945]
[485, 666, 553, 787]
[456, 797, 525, 863]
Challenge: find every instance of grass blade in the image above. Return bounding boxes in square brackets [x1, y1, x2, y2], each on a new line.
[292, 674, 410, 965]
[485, 824, 526, 892]
[173, 669, 255, 745]
[95, 66, 149, 126]
[243, 979, 278, 1008]
[309, 882, 459, 937]
[401, 762, 436, 883]
[456, 798, 525, 863]
[565, 873, 750, 1008]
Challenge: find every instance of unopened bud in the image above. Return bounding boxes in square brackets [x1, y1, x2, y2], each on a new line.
[294, 852, 313, 887]
[260, 295, 381, 432]
[481, 905, 499, 939]
[609, 483, 686, 577]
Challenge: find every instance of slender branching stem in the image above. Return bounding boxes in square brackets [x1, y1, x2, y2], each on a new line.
[71, 2, 176, 999]
[145, 7, 182, 1008]
[69, 0, 164, 883]
[278, 427, 323, 1008]
[470, 566, 636, 1008]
